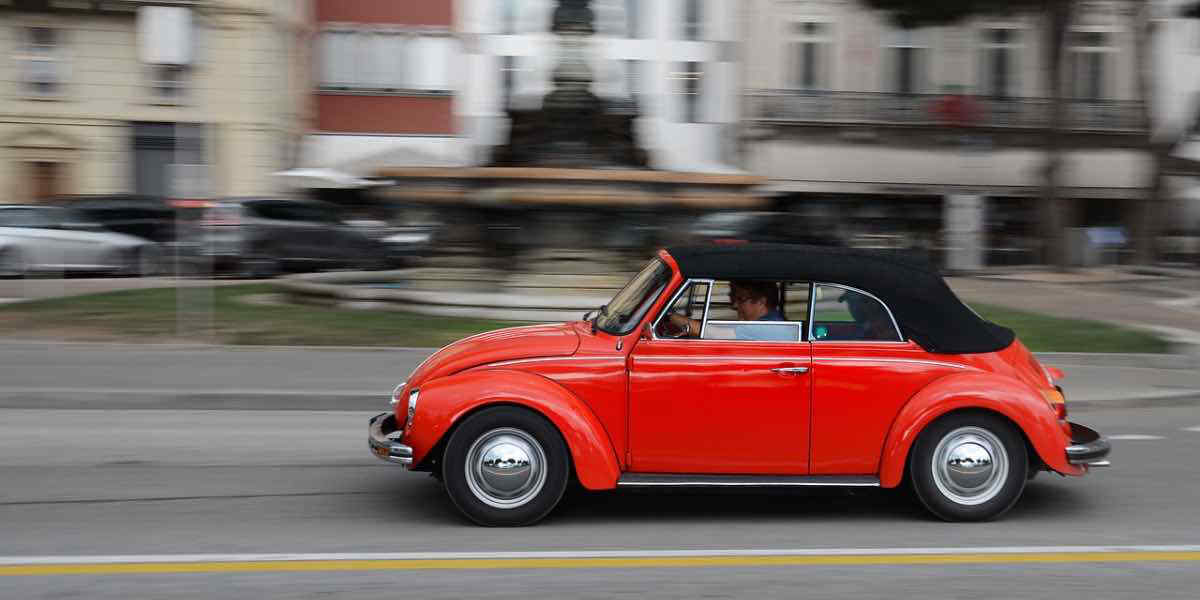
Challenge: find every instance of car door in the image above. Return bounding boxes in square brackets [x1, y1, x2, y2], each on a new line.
[50, 208, 122, 269]
[0, 207, 83, 270]
[807, 282, 966, 475]
[628, 280, 813, 475]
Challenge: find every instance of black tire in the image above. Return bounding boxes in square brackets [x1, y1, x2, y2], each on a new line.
[240, 250, 281, 279]
[442, 406, 570, 526]
[128, 246, 162, 277]
[909, 411, 1028, 522]
[0, 248, 27, 279]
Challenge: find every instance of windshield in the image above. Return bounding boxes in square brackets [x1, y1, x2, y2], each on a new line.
[595, 259, 672, 335]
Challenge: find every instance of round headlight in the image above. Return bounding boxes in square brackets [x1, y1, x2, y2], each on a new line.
[406, 389, 420, 430]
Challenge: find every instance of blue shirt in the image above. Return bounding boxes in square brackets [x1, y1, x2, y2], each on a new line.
[734, 308, 795, 341]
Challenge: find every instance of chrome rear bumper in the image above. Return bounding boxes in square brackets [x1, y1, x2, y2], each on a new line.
[1066, 422, 1111, 467]
[368, 412, 413, 466]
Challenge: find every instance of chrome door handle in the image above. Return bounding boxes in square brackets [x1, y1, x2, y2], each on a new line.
[770, 367, 810, 375]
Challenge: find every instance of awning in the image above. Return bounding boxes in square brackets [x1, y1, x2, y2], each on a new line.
[272, 168, 386, 190]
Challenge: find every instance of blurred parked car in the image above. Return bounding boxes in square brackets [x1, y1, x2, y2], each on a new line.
[0, 205, 161, 277]
[688, 211, 842, 246]
[47, 195, 176, 244]
[199, 198, 395, 277]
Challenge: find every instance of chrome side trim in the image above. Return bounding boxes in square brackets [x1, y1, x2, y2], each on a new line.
[813, 357, 970, 370]
[635, 356, 812, 362]
[808, 282, 905, 343]
[485, 356, 625, 368]
[617, 474, 880, 488]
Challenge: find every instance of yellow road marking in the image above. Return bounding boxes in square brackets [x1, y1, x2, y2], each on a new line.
[5, 551, 1200, 577]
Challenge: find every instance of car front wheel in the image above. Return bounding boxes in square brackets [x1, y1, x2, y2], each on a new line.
[909, 411, 1028, 522]
[442, 406, 570, 526]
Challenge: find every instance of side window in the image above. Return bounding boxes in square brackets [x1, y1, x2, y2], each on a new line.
[702, 280, 806, 342]
[654, 281, 710, 338]
[811, 284, 902, 342]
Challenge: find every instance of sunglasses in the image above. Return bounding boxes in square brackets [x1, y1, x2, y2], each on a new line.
[729, 295, 753, 306]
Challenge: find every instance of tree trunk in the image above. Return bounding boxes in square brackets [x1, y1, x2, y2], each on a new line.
[1040, 0, 1072, 270]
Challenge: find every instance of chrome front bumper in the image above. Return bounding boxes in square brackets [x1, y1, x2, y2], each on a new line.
[368, 412, 413, 466]
[1066, 422, 1112, 467]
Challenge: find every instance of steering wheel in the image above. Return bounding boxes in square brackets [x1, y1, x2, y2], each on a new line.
[656, 311, 689, 339]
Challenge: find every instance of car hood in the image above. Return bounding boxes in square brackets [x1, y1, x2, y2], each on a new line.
[406, 323, 581, 388]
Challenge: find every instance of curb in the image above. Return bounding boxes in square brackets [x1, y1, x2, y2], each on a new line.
[1035, 352, 1199, 370]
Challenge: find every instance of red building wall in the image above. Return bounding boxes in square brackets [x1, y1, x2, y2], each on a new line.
[316, 1, 452, 26]
[317, 95, 454, 134]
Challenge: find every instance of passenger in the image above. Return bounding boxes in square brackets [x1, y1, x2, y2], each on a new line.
[841, 292, 896, 341]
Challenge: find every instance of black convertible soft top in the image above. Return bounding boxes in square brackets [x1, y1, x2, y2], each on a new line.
[666, 244, 1015, 355]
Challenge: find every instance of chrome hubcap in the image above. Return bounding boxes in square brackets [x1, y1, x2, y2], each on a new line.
[931, 427, 1008, 506]
[464, 428, 546, 509]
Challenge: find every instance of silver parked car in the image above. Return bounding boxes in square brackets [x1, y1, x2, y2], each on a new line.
[0, 205, 161, 277]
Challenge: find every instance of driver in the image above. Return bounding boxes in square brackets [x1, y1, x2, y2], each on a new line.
[669, 280, 787, 340]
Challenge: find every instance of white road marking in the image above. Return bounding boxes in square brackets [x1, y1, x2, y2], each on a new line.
[6, 545, 1200, 566]
[1182, 426, 1200, 432]
[1108, 434, 1165, 441]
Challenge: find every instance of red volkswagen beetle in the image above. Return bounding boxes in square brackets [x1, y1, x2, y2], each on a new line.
[369, 244, 1110, 525]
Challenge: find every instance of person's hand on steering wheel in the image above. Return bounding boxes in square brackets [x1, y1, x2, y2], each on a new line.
[659, 312, 699, 338]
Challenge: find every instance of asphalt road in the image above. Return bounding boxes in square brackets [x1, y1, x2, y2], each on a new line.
[2, 344, 1200, 598]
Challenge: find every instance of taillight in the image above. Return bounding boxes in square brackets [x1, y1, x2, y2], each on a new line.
[201, 206, 240, 227]
[1041, 387, 1068, 420]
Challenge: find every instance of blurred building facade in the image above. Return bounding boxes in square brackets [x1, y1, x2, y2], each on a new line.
[295, 0, 468, 188]
[740, 0, 1165, 267]
[459, 0, 743, 172]
[0, 0, 310, 204]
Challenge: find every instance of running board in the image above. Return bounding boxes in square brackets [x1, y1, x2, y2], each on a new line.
[616, 474, 880, 488]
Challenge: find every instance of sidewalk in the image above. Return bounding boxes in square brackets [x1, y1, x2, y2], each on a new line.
[947, 268, 1200, 355]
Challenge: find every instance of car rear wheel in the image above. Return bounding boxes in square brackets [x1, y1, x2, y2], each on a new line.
[442, 406, 570, 526]
[130, 246, 162, 277]
[909, 411, 1028, 522]
[0, 248, 27, 278]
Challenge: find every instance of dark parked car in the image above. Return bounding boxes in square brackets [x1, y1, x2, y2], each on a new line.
[199, 198, 394, 277]
[47, 195, 176, 244]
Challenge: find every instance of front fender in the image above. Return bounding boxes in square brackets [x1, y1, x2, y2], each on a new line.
[406, 369, 622, 490]
[878, 372, 1082, 488]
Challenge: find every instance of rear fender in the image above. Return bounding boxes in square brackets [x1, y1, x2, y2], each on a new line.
[878, 372, 1082, 488]
[406, 369, 622, 490]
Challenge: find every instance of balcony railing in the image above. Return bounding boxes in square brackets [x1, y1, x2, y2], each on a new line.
[746, 90, 1146, 133]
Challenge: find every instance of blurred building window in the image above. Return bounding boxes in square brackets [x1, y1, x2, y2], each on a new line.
[1067, 31, 1113, 101]
[626, 0, 640, 38]
[787, 21, 833, 90]
[319, 30, 451, 93]
[886, 29, 928, 95]
[151, 64, 189, 100]
[682, 0, 702, 40]
[501, 0, 518, 35]
[625, 58, 642, 101]
[407, 35, 455, 92]
[18, 26, 64, 96]
[979, 27, 1021, 99]
[319, 29, 358, 88]
[502, 55, 517, 108]
[674, 61, 703, 122]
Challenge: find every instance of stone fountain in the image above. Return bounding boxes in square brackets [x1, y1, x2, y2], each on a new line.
[280, 0, 764, 320]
